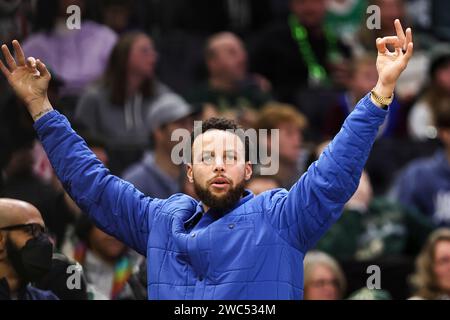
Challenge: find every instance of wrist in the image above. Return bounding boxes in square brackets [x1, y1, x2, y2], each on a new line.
[373, 80, 395, 98]
[28, 97, 53, 122]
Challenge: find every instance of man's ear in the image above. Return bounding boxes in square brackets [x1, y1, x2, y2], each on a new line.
[244, 162, 253, 181]
[186, 163, 194, 183]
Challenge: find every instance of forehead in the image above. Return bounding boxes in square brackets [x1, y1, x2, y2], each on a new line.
[192, 130, 244, 154]
[0, 199, 45, 228]
[435, 240, 450, 256]
[210, 36, 243, 53]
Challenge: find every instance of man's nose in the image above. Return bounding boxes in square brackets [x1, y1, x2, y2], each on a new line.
[213, 157, 225, 172]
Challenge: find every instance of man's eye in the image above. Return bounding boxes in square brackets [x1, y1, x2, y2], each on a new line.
[225, 154, 236, 161]
[202, 155, 213, 163]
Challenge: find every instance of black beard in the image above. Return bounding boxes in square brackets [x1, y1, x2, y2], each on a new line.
[194, 178, 246, 212]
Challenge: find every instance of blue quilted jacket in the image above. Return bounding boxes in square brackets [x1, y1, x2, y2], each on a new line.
[34, 93, 387, 299]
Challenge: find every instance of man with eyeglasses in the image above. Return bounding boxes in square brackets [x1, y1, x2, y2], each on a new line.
[0, 198, 57, 300]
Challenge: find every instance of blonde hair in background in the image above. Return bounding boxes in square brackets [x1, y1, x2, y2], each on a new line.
[409, 228, 450, 299]
[304, 250, 347, 299]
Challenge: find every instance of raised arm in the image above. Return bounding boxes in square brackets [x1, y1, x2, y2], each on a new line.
[265, 20, 414, 251]
[0, 41, 161, 255]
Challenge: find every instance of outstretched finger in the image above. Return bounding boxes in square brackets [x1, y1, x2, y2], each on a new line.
[36, 59, 51, 80]
[405, 28, 413, 48]
[0, 58, 11, 79]
[1, 44, 17, 70]
[402, 42, 414, 64]
[12, 40, 26, 66]
[394, 19, 406, 47]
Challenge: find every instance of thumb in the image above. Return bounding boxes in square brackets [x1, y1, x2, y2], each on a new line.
[35, 59, 51, 81]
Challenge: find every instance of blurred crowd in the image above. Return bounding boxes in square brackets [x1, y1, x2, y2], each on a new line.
[1, 0, 450, 300]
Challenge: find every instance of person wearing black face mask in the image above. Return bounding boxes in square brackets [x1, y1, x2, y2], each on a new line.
[0, 198, 57, 300]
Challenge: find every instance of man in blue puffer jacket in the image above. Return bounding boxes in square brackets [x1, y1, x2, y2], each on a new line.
[0, 20, 414, 299]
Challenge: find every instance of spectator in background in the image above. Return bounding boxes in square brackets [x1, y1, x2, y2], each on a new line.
[324, 0, 367, 38]
[122, 93, 197, 199]
[64, 213, 141, 300]
[409, 228, 450, 299]
[323, 55, 401, 139]
[311, 141, 433, 261]
[255, 102, 308, 189]
[251, 0, 351, 104]
[0, 198, 56, 300]
[392, 99, 450, 227]
[75, 31, 177, 175]
[303, 251, 346, 300]
[99, 0, 133, 34]
[186, 32, 271, 114]
[0, 0, 31, 43]
[22, 0, 117, 101]
[408, 46, 450, 141]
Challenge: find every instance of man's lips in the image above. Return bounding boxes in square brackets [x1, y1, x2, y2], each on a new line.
[209, 177, 230, 188]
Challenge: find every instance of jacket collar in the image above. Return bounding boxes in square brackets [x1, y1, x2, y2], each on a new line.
[184, 189, 254, 230]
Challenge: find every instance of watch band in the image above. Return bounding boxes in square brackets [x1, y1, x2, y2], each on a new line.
[370, 89, 394, 107]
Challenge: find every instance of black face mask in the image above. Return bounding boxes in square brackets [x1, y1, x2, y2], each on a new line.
[6, 234, 53, 283]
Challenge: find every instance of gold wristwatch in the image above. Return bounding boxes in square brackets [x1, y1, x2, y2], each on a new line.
[370, 89, 394, 108]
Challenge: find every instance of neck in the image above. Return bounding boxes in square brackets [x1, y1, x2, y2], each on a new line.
[209, 76, 237, 92]
[127, 73, 146, 97]
[154, 148, 180, 179]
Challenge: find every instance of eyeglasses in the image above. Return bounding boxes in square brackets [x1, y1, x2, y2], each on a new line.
[0, 223, 48, 237]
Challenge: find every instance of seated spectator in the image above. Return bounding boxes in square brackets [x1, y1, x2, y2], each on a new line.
[392, 99, 450, 226]
[63, 213, 142, 300]
[323, 55, 402, 139]
[0, 199, 57, 300]
[324, 0, 367, 38]
[409, 228, 450, 299]
[22, 0, 117, 99]
[255, 102, 309, 189]
[122, 93, 197, 199]
[186, 32, 272, 113]
[316, 170, 433, 261]
[251, 0, 351, 104]
[75, 31, 178, 174]
[408, 45, 450, 140]
[303, 251, 346, 300]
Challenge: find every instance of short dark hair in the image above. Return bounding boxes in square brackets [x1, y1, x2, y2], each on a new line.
[190, 117, 250, 162]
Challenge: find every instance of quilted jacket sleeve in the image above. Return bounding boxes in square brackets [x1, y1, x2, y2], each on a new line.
[263, 93, 388, 252]
[34, 110, 164, 255]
